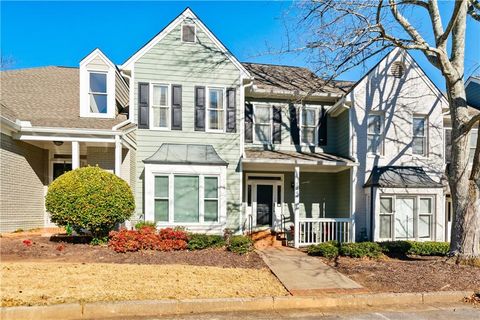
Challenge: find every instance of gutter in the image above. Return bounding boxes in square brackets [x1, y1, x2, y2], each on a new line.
[0, 116, 21, 132]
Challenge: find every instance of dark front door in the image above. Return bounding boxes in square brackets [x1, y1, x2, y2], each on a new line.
[256, 184, 273, 226]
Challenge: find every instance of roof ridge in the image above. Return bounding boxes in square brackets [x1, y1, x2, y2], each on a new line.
[242, 61, 310, 70]
[1, 65, 78, 72]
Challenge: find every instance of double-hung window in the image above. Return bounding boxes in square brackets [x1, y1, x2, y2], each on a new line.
[367, 114, 384, 154]
[254, 105, 271, 143]
[207, 88, 225, 131]
[301, 107, 317, 145]
[153, 174, 219, 223]
[418, 197, 433, 239]
[379, 197, 393, 239]
[413, 116, 428, 156]
[152, 84, 170, 129]
[89, 72, 108, 114]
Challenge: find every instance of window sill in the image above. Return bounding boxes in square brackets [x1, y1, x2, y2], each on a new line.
[80, 112, 114, 119]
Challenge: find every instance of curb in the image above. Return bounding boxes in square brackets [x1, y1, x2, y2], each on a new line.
[0, 291, 473, 320]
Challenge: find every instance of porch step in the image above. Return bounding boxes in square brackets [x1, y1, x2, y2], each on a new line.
[250, 230, 285, 249]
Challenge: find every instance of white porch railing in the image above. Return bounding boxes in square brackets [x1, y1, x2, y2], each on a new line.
[297, 218, 353, 246]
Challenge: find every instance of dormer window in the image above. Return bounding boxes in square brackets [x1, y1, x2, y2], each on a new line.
[182, 24, 196, 43]
[79, 49, 116, 119]
[89, 72, 108, 114]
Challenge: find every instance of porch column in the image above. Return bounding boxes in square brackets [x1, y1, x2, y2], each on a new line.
[71, 141, 80, 169]
[349, 166, 356, 242]
[294, 165, 300, 248]
[114, 136, 122, 177]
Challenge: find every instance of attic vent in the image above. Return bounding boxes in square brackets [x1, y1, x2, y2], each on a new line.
[182, 25, 195, 43]
[390, 61, 405, 78]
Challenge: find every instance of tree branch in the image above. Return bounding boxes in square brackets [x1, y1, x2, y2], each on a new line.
[438, 0, 465, 48]
[468, 0, 480, 21]
[462, 113, 480, 134]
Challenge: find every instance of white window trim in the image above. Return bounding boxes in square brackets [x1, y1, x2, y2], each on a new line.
[299, 106, 318, 146]
[412, 115, 429, 157]
[149, 82, 171, 131]
[377, 194, 435, 241]
[367, 112, 385, 156]
[253, 104, 273, 144]
[206, 86, 227, 133]
[144, 164, 227, 227]
[469, 129, 478, 164]
[181, 23, 197, 44]
[79, 50, 116, 119]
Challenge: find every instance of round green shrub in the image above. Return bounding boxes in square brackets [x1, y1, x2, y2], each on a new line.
[45, 166, 135, 239]
[307, 242, 339, 259]
[227, 235, 253, 254]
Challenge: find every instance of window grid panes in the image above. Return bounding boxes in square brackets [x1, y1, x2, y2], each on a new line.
[413, 116, 427, 156]
[208, 88, 224, 130]
[254, 106, 271, 143]
[154, 176, 169, 222]
[204, 177, 219, 222]
[154, 175, 220, 224]
[301, 107, 316, 145]
[379, 197, 393, 239]
[418, 197, 433, 239]
[89, 72, 107, 114]
[367, 114, 383, 154]
[152, 85, 170, 129]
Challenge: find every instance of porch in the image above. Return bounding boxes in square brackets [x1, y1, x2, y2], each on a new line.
[242, 149, 357, 248]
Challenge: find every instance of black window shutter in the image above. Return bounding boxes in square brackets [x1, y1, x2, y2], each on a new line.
[138, 82, 149, 129]
[289, 104, 300, 145]
[245, 103, 253, 143]
[194, 86, 205, 131]
[318, 106, 328, 146]
[171, 85, 182, 130]
[272, 105, 282, 144]
[226, 88, 236, 133]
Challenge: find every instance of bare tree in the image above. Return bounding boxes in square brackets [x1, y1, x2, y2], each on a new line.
[285, 0, 479, 261]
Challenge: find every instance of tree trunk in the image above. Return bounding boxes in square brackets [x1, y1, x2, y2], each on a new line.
[447, 80, 480, 261]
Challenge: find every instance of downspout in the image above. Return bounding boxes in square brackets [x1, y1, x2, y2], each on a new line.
[239, 77, 254, 235]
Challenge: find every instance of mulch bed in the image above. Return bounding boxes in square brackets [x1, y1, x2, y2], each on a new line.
[322, 256, 480, 293]
[0, 234, 266, 269]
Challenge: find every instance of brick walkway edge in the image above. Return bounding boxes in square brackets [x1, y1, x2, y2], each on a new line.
[1, 291, 473, 320]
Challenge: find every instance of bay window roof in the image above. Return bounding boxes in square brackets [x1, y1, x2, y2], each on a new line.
[143, 143, 228, 166]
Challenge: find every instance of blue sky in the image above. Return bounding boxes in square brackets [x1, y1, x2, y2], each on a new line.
[2, 1, 479, 90]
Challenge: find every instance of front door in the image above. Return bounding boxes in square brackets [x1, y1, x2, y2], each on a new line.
[395, 197, 415, 239]
[256, 184, 273, 226]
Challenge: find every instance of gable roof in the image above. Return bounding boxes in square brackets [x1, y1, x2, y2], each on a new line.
[243, 62, 354, 96]
[120, 8, 250, 78]
[0, 67, 127, 129]
[466, 76, 480, 109]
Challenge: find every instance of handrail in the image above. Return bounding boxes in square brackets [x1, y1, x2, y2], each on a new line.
[280, 213, 286, 234]
[247, 214, 253, 237]
[298, 217, 353, 222]
[296, 217, 353, 246]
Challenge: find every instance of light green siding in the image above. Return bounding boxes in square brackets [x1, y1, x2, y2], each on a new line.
[133, 20, 243, 229]
[243, 170, 351, 223]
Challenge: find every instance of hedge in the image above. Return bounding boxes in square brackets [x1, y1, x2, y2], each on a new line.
[227, 235, 253, 254]
[307, 242, 339, 259]
[187, 234, 225, 250]
[380, 241, 450, 256]
[339, 242, 383, 258]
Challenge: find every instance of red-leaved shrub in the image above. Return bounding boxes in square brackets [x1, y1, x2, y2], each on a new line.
[108, 227, 188, 253]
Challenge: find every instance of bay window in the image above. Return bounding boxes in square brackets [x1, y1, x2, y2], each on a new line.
[152, 84, 170, 129]
[207, 88, 225, 131]
[301, 107, 317, 145]
[152, 173, 220, 224]
[413, 116, 428, 156]
[367, 114, 383, 154]
[89, 72, 107, 114]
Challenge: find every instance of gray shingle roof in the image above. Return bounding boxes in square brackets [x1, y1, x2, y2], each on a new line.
[0, 66, 127, 129]
[364, 166, 443, 188]
[242, 63, 354, 96]
[244, 148, 354, 165]
[143, 144, 228, 166]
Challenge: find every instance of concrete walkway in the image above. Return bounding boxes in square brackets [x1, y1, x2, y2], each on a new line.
[258, 247, 363, 295]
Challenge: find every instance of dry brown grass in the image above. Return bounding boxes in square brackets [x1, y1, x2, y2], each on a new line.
[0, 262, 288, 307]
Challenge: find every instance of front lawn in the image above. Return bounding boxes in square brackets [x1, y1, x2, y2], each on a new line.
[1, 262, 288, 307]
[323, 256, 480, 293]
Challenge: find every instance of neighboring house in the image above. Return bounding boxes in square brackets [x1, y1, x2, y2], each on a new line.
[1, 7, 470, 247]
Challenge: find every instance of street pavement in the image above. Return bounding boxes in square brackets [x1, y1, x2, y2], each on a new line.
[113, 303, 479, 320]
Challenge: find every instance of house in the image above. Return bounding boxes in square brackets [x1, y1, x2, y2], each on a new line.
[1, 7, 474, 247]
